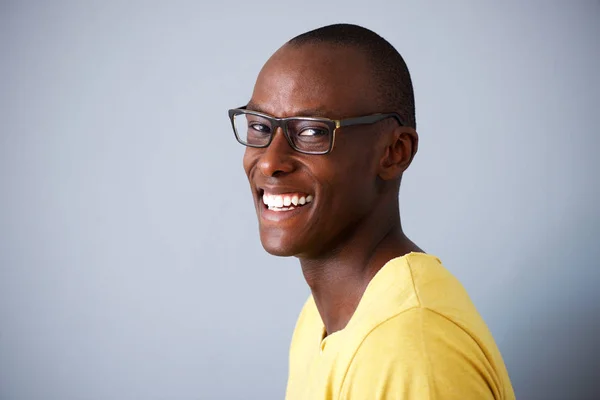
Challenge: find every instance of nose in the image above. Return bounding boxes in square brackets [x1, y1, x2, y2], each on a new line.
[257, 127, 296, 177]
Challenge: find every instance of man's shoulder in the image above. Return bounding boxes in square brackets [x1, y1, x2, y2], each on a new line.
[356, 253, 478, 330]
[397, 253, 487, 329]
[342, 307, 508, 399]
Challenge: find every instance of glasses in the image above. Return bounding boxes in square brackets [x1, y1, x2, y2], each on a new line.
[228, 106, 404, 155]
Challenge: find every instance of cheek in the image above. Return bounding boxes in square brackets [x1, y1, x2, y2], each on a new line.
[322, 152, 378, 209]
[318, 161, 373, 206]
[333, 144, 377, 182]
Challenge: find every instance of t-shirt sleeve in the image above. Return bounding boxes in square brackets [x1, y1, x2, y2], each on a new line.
[338, 308, 501, 400]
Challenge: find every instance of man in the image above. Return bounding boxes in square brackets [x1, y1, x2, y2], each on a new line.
[229, 24, 515, 399]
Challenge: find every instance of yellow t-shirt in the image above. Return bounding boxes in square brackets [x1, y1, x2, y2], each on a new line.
[285, 252, 515, 400]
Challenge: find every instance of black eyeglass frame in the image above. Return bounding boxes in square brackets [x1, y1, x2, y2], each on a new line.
[228, 106, 405, 155]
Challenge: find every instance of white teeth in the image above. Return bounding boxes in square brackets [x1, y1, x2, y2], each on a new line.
[263, 192, 313, 210]
[275, 196, 284, 207]
[267, 195, 279, 209]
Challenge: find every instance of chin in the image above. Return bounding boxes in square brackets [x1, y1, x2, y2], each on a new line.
[263, 247, 296, 257]
[259, 230, 304, 257]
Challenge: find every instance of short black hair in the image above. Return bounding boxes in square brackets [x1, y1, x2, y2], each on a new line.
[288, 23, 416, 129]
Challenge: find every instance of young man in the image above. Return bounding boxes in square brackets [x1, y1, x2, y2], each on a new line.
[229, 24, 515, 399]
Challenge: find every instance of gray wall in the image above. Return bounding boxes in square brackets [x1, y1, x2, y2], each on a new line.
[1, 1, 598, 399]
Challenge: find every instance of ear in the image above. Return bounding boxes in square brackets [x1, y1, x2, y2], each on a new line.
[378, 126, 419, 181]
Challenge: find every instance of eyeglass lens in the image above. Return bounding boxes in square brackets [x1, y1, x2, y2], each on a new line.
[233, 112, 332, 153]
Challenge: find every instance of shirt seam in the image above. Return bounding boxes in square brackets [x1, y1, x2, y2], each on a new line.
[406, 255, 437, 398]
[405, 254, 423, 308]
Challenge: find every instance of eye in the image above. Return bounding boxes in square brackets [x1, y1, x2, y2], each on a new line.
[249, 123, 271, 134]
[298, 127, 328, 137]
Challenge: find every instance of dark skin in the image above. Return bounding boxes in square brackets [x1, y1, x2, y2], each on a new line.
[243, 43, 422, 335]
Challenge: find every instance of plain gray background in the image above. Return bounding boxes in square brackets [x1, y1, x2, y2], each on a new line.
[1, 1, 599, 399]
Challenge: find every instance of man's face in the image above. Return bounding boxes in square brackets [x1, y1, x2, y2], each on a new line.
[243, 44, 385, 258]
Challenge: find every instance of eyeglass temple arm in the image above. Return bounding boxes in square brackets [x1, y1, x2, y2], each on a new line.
[338, 113, 405, 127]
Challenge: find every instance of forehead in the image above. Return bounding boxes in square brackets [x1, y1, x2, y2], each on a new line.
[249, 44, 376, 119]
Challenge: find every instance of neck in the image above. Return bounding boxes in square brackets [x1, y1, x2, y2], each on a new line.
[298, 202, 421, 336]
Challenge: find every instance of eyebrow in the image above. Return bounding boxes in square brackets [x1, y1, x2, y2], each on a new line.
[245, 101, 332, 119]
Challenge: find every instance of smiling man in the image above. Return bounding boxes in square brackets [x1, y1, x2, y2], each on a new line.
[229, 24, 515, 400]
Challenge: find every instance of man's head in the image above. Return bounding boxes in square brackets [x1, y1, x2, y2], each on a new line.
[236, 23, 418, 258]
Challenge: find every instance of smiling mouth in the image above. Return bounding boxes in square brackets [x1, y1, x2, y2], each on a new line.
[261, 191, 314, 212]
